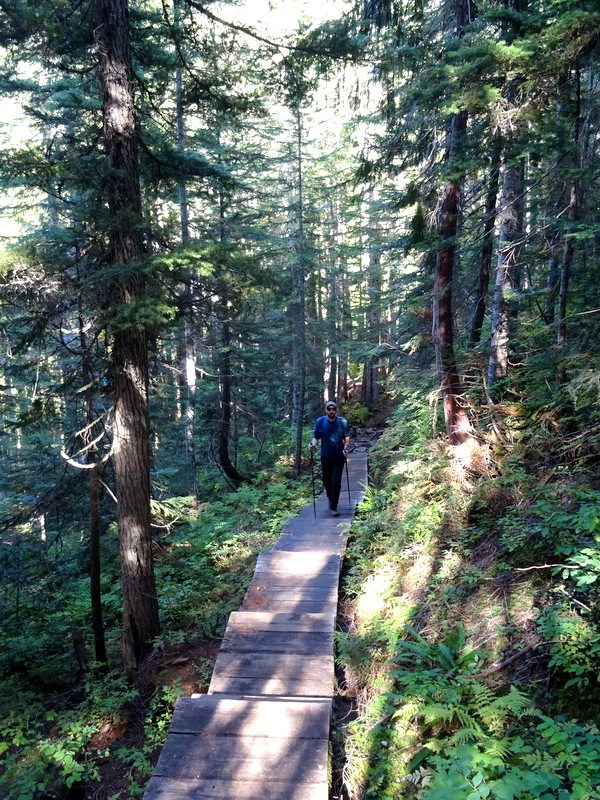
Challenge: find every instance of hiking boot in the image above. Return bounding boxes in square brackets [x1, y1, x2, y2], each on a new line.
[330, 508, 340, 517]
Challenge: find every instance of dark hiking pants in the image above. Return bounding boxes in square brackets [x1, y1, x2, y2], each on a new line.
[321, 456, 345, 510]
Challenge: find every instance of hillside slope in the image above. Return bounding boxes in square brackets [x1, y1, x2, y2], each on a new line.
[335, 379, 600, 800]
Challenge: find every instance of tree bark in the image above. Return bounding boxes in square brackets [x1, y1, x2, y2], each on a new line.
[291, 110, 306, 478]
[556, 64, 581, 385]
[362, 227, 382, 412]
[469, 136, 501, 346]
[487, 152, 523, 395]
[96, 0, 160, 675]
[542, 234, 560, 325]
[183, 316, 198, 497]
[217, 314, 244, 487]
[432, 109, 476, 445]
[79, 306, 108, 671]
[430, 0, 476, 445]
[326, 197, 340, 404]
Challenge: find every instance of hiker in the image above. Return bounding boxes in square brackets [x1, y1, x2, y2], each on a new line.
[308, 400, 350, 517]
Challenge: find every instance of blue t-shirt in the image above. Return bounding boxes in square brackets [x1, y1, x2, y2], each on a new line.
[314, 415, 350, 458]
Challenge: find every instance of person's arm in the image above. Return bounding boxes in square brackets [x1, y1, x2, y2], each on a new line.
[308, 419, 320, 450]
[342, 419, 350, 454]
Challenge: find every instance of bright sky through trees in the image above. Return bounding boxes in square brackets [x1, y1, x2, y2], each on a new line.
[230, 0, 349, 38]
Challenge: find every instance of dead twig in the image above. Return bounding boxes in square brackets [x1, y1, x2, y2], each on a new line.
[469, 640, 559, 680]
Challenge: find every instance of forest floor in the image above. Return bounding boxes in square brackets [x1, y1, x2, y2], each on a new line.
[91, 639, 220, 800]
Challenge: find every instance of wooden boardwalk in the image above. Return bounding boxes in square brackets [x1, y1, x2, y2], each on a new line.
[145, 450, 368, 800]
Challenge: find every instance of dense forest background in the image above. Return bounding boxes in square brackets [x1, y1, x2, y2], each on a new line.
[0, 0, 599, 797]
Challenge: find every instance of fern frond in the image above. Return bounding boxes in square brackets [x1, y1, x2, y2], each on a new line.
[436, 642, 456, 670]
[455, 706, 478, 728]
[471, 683, 495, 709]
[392, 702, 420, 723]
[421, 702, 456, 725]
[483, 736, 513, 760]
[446, 726, 480, 746]
[475, 686, 535, 733]
[423, 737, 446, 753]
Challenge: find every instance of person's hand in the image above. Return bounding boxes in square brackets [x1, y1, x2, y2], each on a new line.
[308, 443, 315, 451]
[343, 447, 349, 455]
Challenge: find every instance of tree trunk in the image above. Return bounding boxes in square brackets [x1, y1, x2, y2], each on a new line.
[326, 197, 340, 404]
[79, 308, 108, 671]
[556, 64, 581, 385]
[217, 314, 244, 487]
[291, 110, 306, 478]
[487, 153, 523, 396]
[176, 64, 190, 245]
[96, 0, 159, 676]
[557, 182, 578, 351]
[432, 108, 476, 445]
[469, 136, 501, 346]
[183, 316, 197, 497]
[486, 0, 527, 397]
[362, 199, 382, 412]
[542, 233, 560, 325]
[174, 8, 197, 496]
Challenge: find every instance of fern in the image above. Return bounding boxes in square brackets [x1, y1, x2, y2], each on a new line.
[445, 726, 481, 746]
[470, 683, 495, 709]
[477, 687, 536, 734]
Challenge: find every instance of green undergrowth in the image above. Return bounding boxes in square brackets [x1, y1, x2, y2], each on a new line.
[0, 455, 312, 799]
[337, 376, 600, 800]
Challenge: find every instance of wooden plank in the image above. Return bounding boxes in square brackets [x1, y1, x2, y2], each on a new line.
[280, 519, 350, 534]
[209, 652, 333, 697]
[152, 732, 328, 782]
[242, 597, 338, 615]
[211, 651, 333, 680]
[296, 504, 334, 519]
[208, 673, 332, 697]
[272, 536, 347, 553]
[255, 551, 342, 575]
[273, 534, 348, 548]
[168, 696, 331, 738]
[145, 776, 328, 800]
[226, 611, 335, 633]
[221, 628, 333, 656]
[248, 569, 340, 590]
[244, 586, 337, 608]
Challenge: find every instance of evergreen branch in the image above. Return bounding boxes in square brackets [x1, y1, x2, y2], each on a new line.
[184, 1, 363, 61]
[184, 1, 285, 52]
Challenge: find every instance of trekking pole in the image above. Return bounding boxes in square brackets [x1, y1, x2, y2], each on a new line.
[345, 453, 351, 505]
[310, 448, 317, 518]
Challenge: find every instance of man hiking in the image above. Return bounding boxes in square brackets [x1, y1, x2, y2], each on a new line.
[308, 400, 350, 517]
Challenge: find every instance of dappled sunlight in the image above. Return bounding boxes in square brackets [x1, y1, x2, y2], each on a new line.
[389, 458, 422, 477]
[355, 563, 396, 621]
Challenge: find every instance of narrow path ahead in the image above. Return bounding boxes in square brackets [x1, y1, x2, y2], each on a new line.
[144, 449, 369, 800]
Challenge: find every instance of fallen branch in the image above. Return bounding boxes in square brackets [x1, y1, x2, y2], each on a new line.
[556, 586, 593, 614]
[513, 563, 576, 572]
[469, 640, 558, 680]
